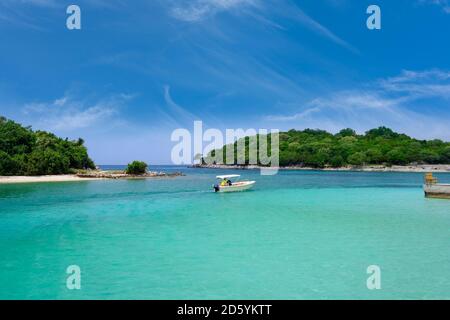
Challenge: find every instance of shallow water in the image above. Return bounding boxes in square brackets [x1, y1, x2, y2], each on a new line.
[1, 168, 449, 299]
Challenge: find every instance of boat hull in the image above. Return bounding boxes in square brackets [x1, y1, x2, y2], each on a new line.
[424, 184, 450, 199]
[216, 181, 255, 193]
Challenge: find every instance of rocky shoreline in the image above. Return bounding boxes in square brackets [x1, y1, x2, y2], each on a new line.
[76, 170, 184, 179]
[192, 164, 450, 173]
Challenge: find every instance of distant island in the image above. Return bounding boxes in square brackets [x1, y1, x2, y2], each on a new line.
[199, 127, 450, 170]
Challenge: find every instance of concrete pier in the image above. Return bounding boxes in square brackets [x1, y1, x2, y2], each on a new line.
[424, 173, 450, 199]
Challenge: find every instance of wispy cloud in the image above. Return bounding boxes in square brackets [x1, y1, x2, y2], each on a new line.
[283, 2, 359, 53]
[264, 91, 401, 125]
[0, 0, 60, 30]
[0, 0, 57, 7]
[22, 93, 133, 131]
[380, 69, 450, 99]
[0, 0, 124, 30]
[419, 0, 450, 13]
[264, 69, 450, 140]
[266, 107, 321, 121]
[167, 0, 357, 52]
[162, 85, 199, 125]
[169, 0, 258, 22]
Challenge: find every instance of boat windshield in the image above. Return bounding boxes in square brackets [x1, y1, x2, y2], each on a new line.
[216, 174, 240, 180]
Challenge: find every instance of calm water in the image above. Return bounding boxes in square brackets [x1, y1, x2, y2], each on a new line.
[1, 168, 449, 299]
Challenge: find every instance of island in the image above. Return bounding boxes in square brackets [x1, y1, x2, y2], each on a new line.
[196, 127, 450, 172]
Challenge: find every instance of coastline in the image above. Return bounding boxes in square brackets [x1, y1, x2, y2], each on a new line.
[0, 175, 103, 184]
[192, 164, 450, 173]
[2, 164, 449, 185]
[0, 171, 184, 185]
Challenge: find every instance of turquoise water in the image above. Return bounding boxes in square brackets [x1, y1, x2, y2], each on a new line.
[1, 168, 450, 299]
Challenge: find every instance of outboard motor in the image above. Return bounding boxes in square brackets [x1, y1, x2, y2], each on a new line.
[213, 184, 220, 192]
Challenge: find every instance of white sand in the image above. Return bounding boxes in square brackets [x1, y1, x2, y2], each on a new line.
[0, 175, 103, 184]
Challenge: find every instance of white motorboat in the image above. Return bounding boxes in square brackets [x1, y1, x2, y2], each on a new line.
[213, 174, 255, 193]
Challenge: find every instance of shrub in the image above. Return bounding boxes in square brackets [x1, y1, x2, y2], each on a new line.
[125, 161, 148, 175]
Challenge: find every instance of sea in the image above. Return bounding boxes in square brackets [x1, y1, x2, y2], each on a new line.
[1, 166, 449, 299]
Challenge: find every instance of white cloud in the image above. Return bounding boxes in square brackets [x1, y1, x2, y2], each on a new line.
[47, 106, 116, 131]
[285, 3, 358, 53]
[0, 0, 57, 7]
[168, 0, 357, 53]
[0, 0, 60, 30]
[169, 0, 258, 22]
[264, 69, 450, 140]
[161, 85, 199, 125]
[22, 93, 133, 131]
[266, 107, 321, 121]
[311, 92, 400, 111]
[380, 69, 450, 99]
[419, 0, 450, 13]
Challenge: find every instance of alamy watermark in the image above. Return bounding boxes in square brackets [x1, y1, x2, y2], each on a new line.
[66, 5, 81, 30]
[171, 121, 279, 175]
[65, 5, 380, 31]
[366, 265, 381, 290]
[367, 5, 381, 30]
[66, 265, 81, 290]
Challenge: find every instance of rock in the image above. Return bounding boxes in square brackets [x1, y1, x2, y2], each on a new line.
[76, 171, 184, 180]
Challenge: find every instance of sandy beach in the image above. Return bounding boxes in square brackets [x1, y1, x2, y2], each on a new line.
[0, 175, 103, 184]
[0, 171, 184, 184]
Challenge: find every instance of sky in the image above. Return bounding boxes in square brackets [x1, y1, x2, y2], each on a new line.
[1, 0, 450, 164]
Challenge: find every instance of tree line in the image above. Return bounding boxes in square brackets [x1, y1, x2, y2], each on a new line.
[206, 127, 450, 168]
[0, 116, 95, 176]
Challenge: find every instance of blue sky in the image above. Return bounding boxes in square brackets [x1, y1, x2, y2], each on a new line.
[1, 0, 450, 164]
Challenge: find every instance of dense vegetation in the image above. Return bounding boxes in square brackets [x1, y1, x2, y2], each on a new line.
[0, 116, 95, 176]
[206, 127, 450, 168]
[125, 161, 148, 175]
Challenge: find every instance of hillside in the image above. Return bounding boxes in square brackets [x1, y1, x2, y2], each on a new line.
[0, 116, 95, 176]
[204, 127, 450, 168]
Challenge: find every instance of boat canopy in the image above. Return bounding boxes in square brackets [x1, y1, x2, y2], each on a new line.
[216, 174, 240, 180]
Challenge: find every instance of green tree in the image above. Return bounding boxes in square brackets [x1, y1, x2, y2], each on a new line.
[0, 116, 95, 176]
[126, 161, 148, 175]
[365, 127, 398, 139]
[386, 148, 408, 165]
[209, 126, 450, 168]
[0, 151, 15, 175]
[366, 148, 384, 163]
[336, 128, 356, 137]
[348, 152, 367, 166]
[26, 149, 70, 175]
[441, 147, 450, 163]
[329, 154, 345, 168]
